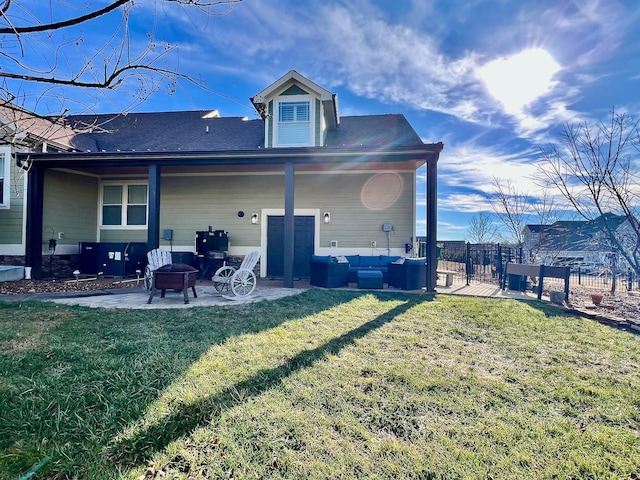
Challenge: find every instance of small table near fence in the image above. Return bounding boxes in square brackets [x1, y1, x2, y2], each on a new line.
[503, 263, 570, 302]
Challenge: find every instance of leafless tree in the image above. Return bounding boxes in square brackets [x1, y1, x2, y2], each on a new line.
[537, 109, 640, 276]
[0, 0, 243, 115]
[490, 178, 565, 263]
[467, 211, 499, 244]
[489, 177, 529, 245]
[524, 187, 565, 262]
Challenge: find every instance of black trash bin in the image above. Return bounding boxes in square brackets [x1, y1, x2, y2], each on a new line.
[507, 274, 523, 291]
[203, 250, 227, 278]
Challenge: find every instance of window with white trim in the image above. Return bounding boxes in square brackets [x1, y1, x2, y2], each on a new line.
[277, 100, 311, 146]
[0, 146, 10, 208]
[101, 183, 147, 227]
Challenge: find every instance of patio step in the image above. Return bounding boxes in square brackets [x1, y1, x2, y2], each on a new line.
[0, 266, 25, 282]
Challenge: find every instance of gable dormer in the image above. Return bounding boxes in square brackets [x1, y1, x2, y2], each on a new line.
[251, 70, 339, 148]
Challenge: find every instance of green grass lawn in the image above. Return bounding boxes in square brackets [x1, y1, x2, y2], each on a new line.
[1, 290, 639, 479]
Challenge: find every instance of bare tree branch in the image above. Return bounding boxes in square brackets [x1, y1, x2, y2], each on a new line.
[489, 177, 529, 245]
[0, 0, 245, 115]
[0, 63, 181, 89]
[0, 0, 130, 34]
[0, 0, 243, 34]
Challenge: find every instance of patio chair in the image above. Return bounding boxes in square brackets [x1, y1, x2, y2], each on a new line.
[144, 248, 172, 291]
[212, 251, 260, 298]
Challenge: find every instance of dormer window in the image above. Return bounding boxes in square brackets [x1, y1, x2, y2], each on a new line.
[252, 70, 339, 148]
[277, 99, 311, 146]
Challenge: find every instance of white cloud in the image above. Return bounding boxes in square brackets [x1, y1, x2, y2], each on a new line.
[439, 193, 492, 213]
[478, 49, 560, 115]
[434, 135, 541, 192]
[436, 220, 470, 236]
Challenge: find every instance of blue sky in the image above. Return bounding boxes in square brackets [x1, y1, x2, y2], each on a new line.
[8, 0, 640, 240]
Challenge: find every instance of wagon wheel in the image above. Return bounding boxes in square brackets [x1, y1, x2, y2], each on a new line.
[231, 270, 257, 298]
[144, 265, 154, 292]
[212, 266, 235, 293]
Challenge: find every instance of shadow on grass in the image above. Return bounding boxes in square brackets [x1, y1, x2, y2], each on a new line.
[108, 298, 418, 467]
[0, 289, 368, 475]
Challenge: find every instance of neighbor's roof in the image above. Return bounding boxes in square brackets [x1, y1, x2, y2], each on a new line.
[62, 111, 424, 153]
[538, 214, 629, 251]
[0, 103, 77, 150]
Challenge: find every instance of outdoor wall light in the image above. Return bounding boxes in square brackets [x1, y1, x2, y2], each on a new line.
[251, 213, 259, 224]
[324, 212, 331, 224]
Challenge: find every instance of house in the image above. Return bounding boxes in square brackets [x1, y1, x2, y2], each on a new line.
[2, 70, 443, 288]
[523, 214, 631, 268]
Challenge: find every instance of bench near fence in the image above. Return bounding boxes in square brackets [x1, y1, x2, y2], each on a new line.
[503, 263, 570, 302]
[437, 269, 457, 287]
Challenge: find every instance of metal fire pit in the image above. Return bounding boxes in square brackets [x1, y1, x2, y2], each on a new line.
[147, 263, 199, 304]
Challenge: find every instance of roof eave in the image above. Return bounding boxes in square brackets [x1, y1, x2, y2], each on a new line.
[17, 143, 442, 169]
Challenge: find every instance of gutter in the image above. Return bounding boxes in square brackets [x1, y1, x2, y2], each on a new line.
[17, 143, 444, 164]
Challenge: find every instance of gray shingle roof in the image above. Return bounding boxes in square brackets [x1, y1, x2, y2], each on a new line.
[325, 114, 424, 148]
[538, 214, 629, 252]
[63, 111, 424, 152]
[65, 111, 264, 152]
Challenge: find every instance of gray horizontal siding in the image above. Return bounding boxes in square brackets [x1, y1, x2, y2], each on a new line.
[43, 170, 99, 245]
[160, 175, 284, 247]
[294, 172, 414, 249]
[0, 163, 26, 244]
[99, 229, 147, 243]
[158, 171, 415, 250]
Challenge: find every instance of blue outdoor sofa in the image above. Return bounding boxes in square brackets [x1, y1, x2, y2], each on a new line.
[310, 255, 426, 288]
[344, 255, 402, 283]
[309, 254, 403, 287]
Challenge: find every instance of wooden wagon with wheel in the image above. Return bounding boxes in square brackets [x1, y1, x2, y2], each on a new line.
[212, 251, 260, 298]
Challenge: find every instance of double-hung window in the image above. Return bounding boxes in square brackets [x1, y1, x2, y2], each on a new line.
[102, 183, 148, 227]
[0, 146, 10, 208]
[277, 100, 311, 146]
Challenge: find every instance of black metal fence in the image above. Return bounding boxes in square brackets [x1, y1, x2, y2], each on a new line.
[436, 242, 640, 292]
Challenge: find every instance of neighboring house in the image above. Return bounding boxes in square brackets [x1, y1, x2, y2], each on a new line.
[523, 214, 631, 267]
[4, 70, 443, 288]
[0, 104, 77, 258]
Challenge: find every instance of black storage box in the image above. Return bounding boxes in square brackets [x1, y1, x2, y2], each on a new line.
[79, 242, 147, 277]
